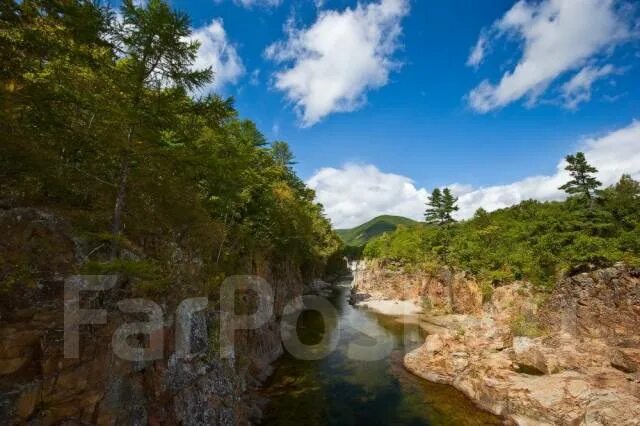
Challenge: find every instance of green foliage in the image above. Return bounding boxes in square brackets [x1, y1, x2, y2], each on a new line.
[425, 187, 459, 224]
[270, 141, 296, 167]
[478, 281, 494, 304]
[441, 188, 459, 223]
[510, 313, 541, 338]
[0, 0, 343, 296]
[81, 259, 161, 279]
[363, 175, 640, 287]
[424, 188, 442, 224]
[559, 152, 601, 202]
[336, 215, 418, 248]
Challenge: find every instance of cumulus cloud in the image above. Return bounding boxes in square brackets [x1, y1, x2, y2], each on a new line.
[456, 120, 640, 217]
[307, 164, 428, 228]
[467, 0, 636, 112]
[308, 121, 640, 227]
[190, 19, 245, 92]
[265, 0, 409, 127]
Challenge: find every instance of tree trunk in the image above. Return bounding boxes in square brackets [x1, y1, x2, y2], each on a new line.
[110, 127, 133, 259]
[215, 210, 229, 264]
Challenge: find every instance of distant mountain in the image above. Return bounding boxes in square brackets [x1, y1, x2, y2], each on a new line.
[337, 215, 419, 247]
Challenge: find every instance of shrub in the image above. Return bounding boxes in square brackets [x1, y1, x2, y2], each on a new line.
[478, 281, 494, 304]
[509, 313, 541, 338]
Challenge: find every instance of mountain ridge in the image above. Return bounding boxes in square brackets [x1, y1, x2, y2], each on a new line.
[337, 215, 419, 247]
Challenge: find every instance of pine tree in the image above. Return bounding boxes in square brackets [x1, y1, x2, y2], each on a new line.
[425, 188, 442, 224]
[109, 0, 212, 257]
[559, 152, 601, 204]
[441, 188, 459, 224]
[271, 141, 295, 167]
[425, 188, 459, 224]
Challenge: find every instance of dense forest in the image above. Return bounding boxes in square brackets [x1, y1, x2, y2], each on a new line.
[364, 167, 640, 289]
[0, 0, 343, 300]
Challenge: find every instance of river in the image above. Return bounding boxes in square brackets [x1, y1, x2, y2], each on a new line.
[260, 278, 501, 425]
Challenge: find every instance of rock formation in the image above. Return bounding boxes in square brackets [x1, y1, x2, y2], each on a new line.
[402, 267, 640, 425]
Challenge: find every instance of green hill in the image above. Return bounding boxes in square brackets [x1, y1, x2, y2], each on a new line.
[337, 215, 419, 247]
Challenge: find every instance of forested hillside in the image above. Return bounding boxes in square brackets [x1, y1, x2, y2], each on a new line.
[337, 215, 418, 247]
[0, 0, 343, 300]
[364, 174, 640, 288]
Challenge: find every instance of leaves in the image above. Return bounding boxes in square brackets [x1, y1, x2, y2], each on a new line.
[1, 0, 343, 292]
[425, 187, 458, 224]
[366, 175, 640, 287]
[559, 151, 602, 201]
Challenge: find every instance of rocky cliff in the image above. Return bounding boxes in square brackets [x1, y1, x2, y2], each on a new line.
[401, 266, 640, 425]
[351, 259, 483, 314]
[0, 208, 309, 425]
[350, 260, 640, 424]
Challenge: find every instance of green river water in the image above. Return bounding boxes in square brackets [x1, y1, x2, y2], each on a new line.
[261, 279, 501, 425]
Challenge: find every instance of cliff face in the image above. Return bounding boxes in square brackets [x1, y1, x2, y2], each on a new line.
[0, 208, 307, 425]
[351, 260, 483, 314]
[400, 265, 640, 425]
[541, 266, 640, 345]
[350, 260, 640, 424]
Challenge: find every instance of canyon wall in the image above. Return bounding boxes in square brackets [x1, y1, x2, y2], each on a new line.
[0, 208, 308, 425]
[351, 259, 483, 314]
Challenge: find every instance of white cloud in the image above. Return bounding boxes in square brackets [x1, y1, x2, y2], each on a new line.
[190, 19, 245, 92]
[467, 0, 636, 112]
[308, 121, 640, 227]
[467, 33, 488, 68]
[265, 0, 409, 127]
[561, 64, 616, 109]
[455, 120, 640, 217]
[216, 0, 281, 8]
[307, 164, 428, 228]
[233, 0, 282, 7]
[249, 69, 261, 86]
[447, 183, 475, 197]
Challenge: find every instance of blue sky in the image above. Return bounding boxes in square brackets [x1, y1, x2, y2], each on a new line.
[147, 0, 640, 227]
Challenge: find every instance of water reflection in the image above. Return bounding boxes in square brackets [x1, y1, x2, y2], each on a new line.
[261, 280, 501, 425]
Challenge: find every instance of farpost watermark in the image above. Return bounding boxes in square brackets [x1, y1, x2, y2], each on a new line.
[63, 275, 411, 363]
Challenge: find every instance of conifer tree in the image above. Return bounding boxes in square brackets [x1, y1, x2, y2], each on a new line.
[425, 188, 459, 224]
[559, 152, 601, 205]
[109, 0, 212, 257]
[441, 188, 459, 224]
[271, 141, 295, 167]
[425, 188, 442, 224]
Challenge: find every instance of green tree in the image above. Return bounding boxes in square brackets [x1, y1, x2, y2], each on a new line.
[425, 188, 458, 224]
[271, 141, 296, 167]
[0, 0, 345, 305]
[109, 0, 212, 257]
[559, 152, 601, 206]
[441, 188, 459, 224]
[425, 188, 442, 224]
[599, 174, 640, 229]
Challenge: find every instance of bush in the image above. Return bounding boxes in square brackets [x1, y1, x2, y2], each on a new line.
[509, 313, 541, 338]
[478, 281, 494, 304]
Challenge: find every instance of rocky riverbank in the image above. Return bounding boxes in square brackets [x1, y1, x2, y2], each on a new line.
[352, 260, 640, 425]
